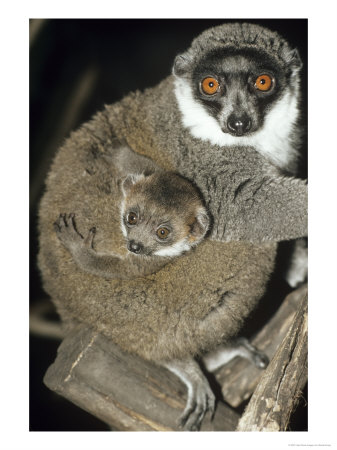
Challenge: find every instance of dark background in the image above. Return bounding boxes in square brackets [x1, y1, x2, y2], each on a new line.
[30, 18, 308, 431]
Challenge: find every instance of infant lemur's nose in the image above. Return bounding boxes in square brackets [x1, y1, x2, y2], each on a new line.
[128, 241, 143, 254]
[227, 113, 251, 136]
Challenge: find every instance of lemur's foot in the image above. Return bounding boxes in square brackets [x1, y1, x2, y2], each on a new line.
[54, 213, 84, 250]
[163, 359, 215, 431]
[54, 214, 96, 251]
[235, 337, 269, 369]
[179, 378, 215, 431]
[84, 227, 96, 248]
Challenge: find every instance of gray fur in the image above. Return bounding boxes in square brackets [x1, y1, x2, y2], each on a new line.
[172, 23, 308, 288]
[172, 22, 303, 175]
[38, 22, 307, 429]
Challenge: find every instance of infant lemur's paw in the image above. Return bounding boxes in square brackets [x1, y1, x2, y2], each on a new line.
[54, 213, 84, 250]
[54, 214, 96, 251]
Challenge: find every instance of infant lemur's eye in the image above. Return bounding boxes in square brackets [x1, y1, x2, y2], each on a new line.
[127, 212, 138, 225]
[156, 227, 170, 240]
[255, 74, 274, 92]
[201, 77, 219, 95]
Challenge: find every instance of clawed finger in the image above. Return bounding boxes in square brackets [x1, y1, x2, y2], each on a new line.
[180, 405, 205, 431]
[179, 390, 215, 431]
[55, 213, 71, 227]
[54, 213, 65, 230]
[84, 227, 96, 248]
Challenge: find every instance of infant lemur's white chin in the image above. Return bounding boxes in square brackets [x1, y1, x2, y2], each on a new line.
[120, 199, 128, 238]
[153, 238, 191, 257]
[174, 78, 299, 171]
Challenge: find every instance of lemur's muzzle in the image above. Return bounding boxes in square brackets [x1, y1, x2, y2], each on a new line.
[128, 240, 143, 254]
[227, 113, 251, 136]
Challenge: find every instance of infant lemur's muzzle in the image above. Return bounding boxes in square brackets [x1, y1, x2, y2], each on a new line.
[128, 241, 143, 254]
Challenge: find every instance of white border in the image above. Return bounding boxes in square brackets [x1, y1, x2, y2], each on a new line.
[2, 1, 337, 449]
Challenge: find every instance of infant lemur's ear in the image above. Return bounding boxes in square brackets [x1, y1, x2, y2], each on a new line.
[190, 207, 210, 243]
[120, 174, 145, 196]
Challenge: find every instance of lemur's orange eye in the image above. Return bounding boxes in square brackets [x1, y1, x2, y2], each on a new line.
[156, 227, 170, 240]
[255, 74, 274, 91]
[127, 212, 138, 225]
[201, 77, 219, 95]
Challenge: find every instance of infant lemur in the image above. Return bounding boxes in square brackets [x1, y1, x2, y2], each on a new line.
[55, 145, 209, 279]
[38, 22, 307, 431]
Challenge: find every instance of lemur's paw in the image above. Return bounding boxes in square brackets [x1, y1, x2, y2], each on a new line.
[235, 337, 269, 370]
[179, 379, 215, 431]
[54, 213, 83, 249]
[252, 349, 269, 369]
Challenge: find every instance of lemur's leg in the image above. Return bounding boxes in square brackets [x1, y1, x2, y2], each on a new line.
[284, 238, 308, 288]
[162, 358, 215, 431]
[202, 337, 269, 372]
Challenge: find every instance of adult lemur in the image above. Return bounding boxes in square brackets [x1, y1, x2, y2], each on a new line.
[38, 22, 307, 430]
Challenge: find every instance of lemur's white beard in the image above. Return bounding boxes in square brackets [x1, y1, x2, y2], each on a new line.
[174, 78, 300, 171]
[153, 238, 191, 257]
[120, 199, 127, 238]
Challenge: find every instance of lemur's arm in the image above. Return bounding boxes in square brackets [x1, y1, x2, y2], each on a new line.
[105, 140, 307, 243]
[200, 172, 307, 242]
[113, 144, 307, 243]
[182, 144, 307, 243]
[54, 214, 167, 280]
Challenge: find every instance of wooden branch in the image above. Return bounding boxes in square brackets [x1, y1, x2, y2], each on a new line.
[44, 325, 239, 431]
[43, 287, 307, 430]
[216, 284, 307, 407]
[30, 299, 64, 340]
[236, 291, 308, 431]
[29, 19, 47, 47]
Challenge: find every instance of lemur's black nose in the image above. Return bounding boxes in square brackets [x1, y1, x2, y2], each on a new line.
[128, 241, 143, 254]
[227, 114, 251, 136]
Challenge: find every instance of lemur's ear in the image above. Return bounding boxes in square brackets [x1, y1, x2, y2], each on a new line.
[102, 138, 131, 161]
[282, 47, 303, 73]
[120, 174, 145, 196]
[190, 207, 210, 243]
[173, 53, 192, 77]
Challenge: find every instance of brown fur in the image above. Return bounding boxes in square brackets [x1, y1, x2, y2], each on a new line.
[38, 96, 277, 362]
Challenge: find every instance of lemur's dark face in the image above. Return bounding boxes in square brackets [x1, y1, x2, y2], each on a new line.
[191, 48, 286, 136]
[173, 45, 301, 156]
